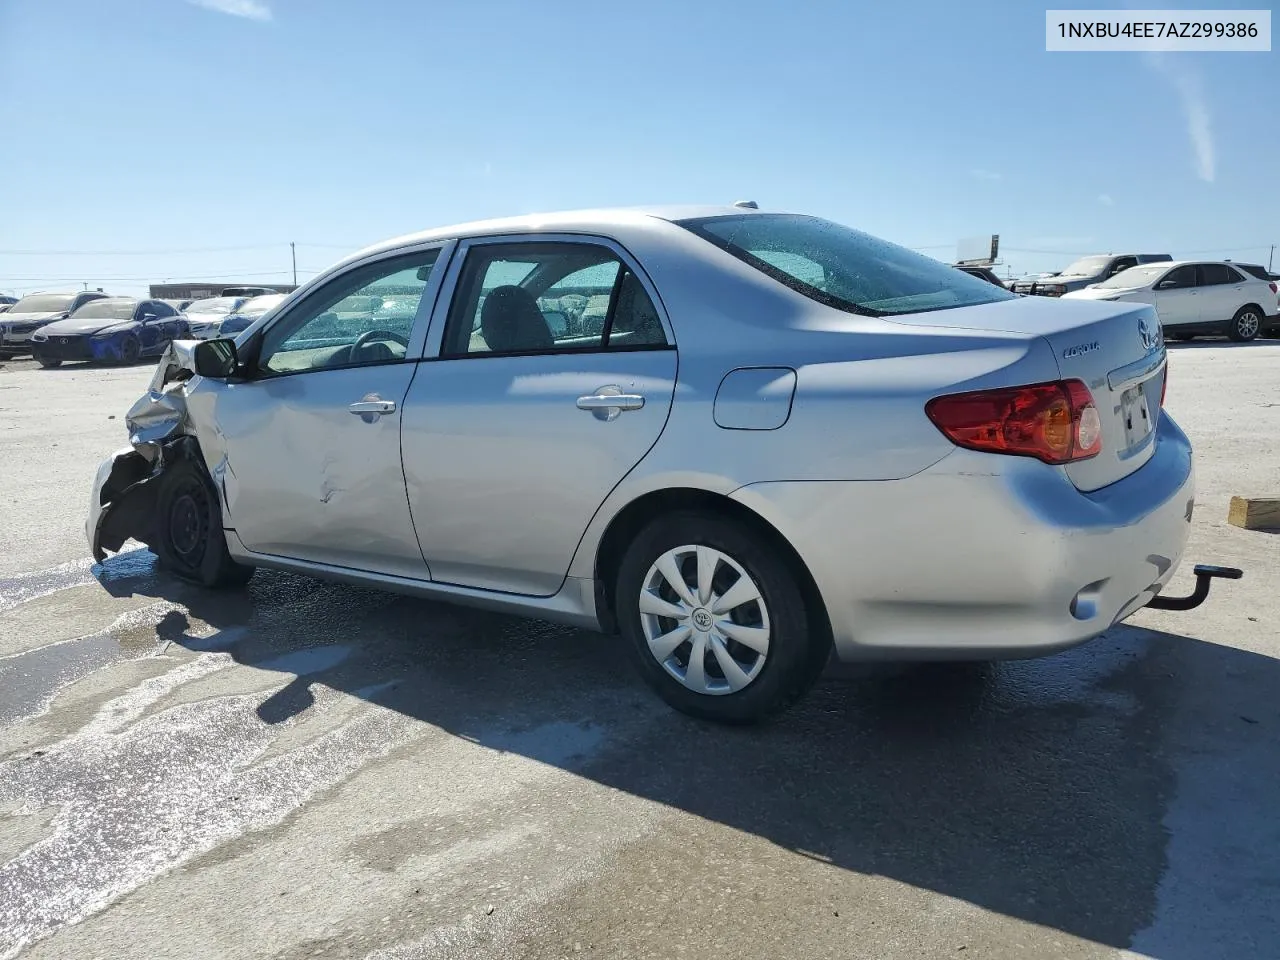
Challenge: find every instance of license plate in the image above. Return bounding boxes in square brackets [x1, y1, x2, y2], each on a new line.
[1120, 385, 1153, 449]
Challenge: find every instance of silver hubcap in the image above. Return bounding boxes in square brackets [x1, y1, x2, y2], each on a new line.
[1238, 313, 1259, 337]
[638, 545, 771, 696]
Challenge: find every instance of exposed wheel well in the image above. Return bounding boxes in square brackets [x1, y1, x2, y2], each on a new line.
[592, 487, 832, 644]
[1237, 303, 1265, 318]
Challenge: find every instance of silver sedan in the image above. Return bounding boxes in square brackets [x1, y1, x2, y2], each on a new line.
[89, 205, 1200, 722]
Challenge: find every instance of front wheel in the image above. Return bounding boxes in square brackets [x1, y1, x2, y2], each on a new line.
[36, 356, 62, 368]
[1228, 307, 1262, 342]
[118, 335, 141, 364]
[616, 512, 829, 724]
[153, 459, 254, 588]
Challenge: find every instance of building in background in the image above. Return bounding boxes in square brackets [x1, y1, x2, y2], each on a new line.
[149, 282, 297, 301]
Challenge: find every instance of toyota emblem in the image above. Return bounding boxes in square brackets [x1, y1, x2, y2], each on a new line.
[1138, 317, 1159, 352]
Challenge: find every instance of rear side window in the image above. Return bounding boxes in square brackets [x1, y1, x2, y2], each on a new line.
[1199, 263, 1243, 285]
[1236, 264, 1268, 281]
[441, 242, 668, 356]
[678, 213, 1016, 316]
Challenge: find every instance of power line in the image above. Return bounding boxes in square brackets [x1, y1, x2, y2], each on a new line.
[1, 268, 318, 283]
[0, 241, 358, 256]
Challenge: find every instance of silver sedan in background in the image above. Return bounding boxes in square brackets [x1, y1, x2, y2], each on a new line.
[89, 205, 1202, 723]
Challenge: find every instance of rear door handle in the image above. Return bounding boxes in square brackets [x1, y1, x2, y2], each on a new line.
[577, 386, 645, 421]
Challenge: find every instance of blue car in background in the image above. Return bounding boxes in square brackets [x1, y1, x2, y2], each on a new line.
[31, 297, 188, 368]
[217, 293, 288, 337]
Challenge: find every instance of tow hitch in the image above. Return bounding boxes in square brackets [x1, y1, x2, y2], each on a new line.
[1147, 564, 1244, 611]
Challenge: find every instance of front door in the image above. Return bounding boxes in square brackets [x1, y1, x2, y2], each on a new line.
[401, 237, 677, 596]
[206, 246, 447, 578]
[1151, 264, 1199, 328]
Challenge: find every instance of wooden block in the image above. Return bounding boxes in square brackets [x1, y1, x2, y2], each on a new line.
[1227, 497, 1280, 531]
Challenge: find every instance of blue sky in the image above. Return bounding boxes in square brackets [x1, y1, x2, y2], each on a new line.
[1, 0, 1276, 296]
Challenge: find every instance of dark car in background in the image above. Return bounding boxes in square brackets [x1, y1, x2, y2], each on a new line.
[30, 297, 187, 367]
[217, 293, 288, 337]
[954, 264, 1008, 288]
[0, 295, 17, 314]
[0, 290, 111, 356]
[181, 296, 250, 339]
[1013, 253, 1173, 297]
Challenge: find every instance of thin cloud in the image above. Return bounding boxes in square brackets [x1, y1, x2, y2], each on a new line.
[1144, 53, 1214, 182]
[188, 0, 272, 21]
[1098, 194, 1114, 206]
[970, 168, 1002, 182]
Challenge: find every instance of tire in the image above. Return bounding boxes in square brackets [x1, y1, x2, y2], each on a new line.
[37, 356, 62, 368]
[118, 335, 141, 364]
[615, 511, 828, 724]
[1227, 306, 1262, 343]
[153, 458, 254, 588]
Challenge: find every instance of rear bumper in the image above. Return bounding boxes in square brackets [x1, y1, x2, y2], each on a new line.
[732, 413, 1195, 661]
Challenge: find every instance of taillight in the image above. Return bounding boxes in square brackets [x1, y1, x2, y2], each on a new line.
[925, 379, 1103, 464]
[1269, 282, 1277, 295]
[1160, 368, 1167, 407]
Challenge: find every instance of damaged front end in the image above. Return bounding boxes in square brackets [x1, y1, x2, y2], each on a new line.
[87, 341, 205, 562]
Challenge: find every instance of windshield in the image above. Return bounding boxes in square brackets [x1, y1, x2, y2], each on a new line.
[238, 294, 286, 317]
[185, 297, 242, 315]
[11, 293, 76, 314]
[1096, 265, 1168, 289]
[1057, 256, 1112, 278]
[678, 214, 1016, 316]
[71, 299, 138, 319]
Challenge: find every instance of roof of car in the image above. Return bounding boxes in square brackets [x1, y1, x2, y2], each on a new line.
[351, 205, 766, 260]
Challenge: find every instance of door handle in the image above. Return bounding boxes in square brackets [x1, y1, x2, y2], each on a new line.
[349, 397, 396, 422]
[577, 386, 645, 422]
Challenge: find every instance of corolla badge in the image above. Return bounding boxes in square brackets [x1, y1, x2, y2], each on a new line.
[1061, 340, 1100, 360]
[1138, 317, 1160, 352]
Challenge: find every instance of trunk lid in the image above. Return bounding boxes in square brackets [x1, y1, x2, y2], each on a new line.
[888, 296, 1167, 492]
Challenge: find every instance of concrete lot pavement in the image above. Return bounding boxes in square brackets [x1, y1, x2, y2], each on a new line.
[0, 345, 1277, 959]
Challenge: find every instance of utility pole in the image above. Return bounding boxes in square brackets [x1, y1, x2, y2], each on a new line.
[1269, 245, 1274, 272]
[290, 242, 297, 286]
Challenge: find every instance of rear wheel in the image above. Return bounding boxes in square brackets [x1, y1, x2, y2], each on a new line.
[1228, 307, 1261, 342]
[154, 459, 254, 588]
[616, 511, 828, 723]
[36, 356, 62, 368]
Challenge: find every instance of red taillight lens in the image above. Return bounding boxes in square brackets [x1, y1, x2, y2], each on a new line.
[1160, 368, 1167, 407]
[925, 379, 1103, 464]
[1269, 282, 1277, 295]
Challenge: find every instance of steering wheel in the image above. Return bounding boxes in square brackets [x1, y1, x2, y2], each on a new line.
[349, 329, 409, 363]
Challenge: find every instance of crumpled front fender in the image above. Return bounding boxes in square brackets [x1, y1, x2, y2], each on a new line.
[88, 341, 205, 559]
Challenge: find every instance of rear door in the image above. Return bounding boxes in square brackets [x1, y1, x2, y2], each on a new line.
[401, 235, 677, 596]
[1151, 264, 1199, 328]
[1196, 263, 1246, 323]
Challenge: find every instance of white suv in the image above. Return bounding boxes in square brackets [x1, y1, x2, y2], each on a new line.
[1064, 260, 1279, 342]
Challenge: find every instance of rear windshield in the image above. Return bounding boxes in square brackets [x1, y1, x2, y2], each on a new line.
[11, 293, 76, 313]
[1096, 265, 1168, 289]
[1058, 256, 1112, 278]
[677, 214, 1015, 316]
[72, 299, 138, 319]
[185, 297, 242, 315]
[239, 294, 286, 316]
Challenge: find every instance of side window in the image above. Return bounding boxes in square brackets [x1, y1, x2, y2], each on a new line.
[1197, 263, 1236, 286]
[153, 302, 176, 317]
[1159, 265, 1197, 289]
[442, 242, 667, 356]
[258, 249, 440, 376]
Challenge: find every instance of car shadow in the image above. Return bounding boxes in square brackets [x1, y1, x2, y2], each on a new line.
[92, 549, 1279, 957]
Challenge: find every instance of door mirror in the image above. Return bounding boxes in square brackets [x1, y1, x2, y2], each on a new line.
[1155, 280, 1176, 290]
[141, 313, 158, 322]
[194, 338, 238, 379]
